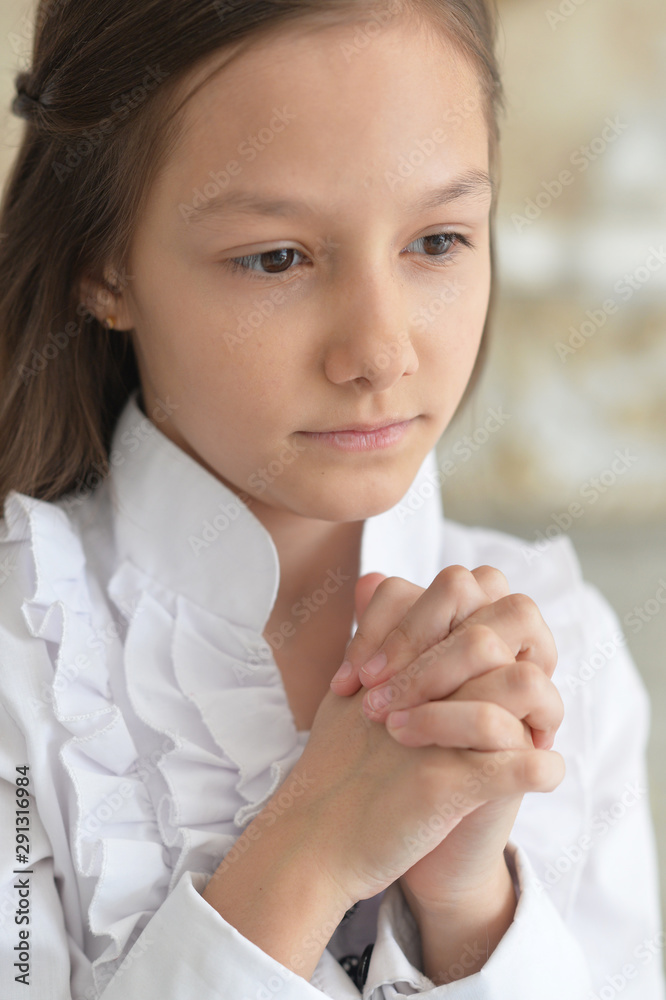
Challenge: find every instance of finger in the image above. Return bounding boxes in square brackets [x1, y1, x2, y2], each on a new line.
[361, 623, 515, 720]
[332, 566, 511, 696]
[449, 747, 566, 805]
[329, 574, 421, 694]
[450, 593, 558, 678]
[355, 565, 494, 688]
[446, 662, 565, 750]
[355, 572, 386, 620]
[470, 565, 510, 603]
[384, 699, 531, 750]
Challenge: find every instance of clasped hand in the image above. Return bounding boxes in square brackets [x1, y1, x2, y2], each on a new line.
[329, 565, 565, 917]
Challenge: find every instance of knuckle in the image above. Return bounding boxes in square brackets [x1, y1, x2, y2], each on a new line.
[464, 623, 504, 661]
[474, 702, 507, 743]
[437, 563, 473, 585]
[476, 565, 510, 594]
[435, 564, 476, 599]
[376, 575, 409, 597]
[503, 592, 543, 629]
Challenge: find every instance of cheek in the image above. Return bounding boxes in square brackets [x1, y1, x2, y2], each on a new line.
[131, 300, 275, 402]
[422, 265, 490, 375]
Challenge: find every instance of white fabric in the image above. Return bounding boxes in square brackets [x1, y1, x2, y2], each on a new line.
[0, 385, 662, 1000]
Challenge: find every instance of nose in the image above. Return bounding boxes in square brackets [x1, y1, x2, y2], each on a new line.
[323, 269, 419, 392]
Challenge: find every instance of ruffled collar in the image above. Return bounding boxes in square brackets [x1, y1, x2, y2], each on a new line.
[108, 387, 446, 633]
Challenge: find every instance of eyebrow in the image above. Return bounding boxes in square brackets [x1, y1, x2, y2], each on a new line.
[183, 168, 494, 226]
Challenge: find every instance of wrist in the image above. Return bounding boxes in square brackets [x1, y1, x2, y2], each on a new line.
[203, 800, 354, 980]
[401, 855, 517, 985]
[224, 794, 354, 907]
[401, 852, 516, 923]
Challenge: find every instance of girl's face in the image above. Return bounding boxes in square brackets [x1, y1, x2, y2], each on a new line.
[116, 15, 493, 523]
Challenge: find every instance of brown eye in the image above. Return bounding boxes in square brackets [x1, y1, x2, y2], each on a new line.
[422, 233, 455, 255]
[226, 247, 304, 276]
[259, 248, 297, 272]
[401, 231, 473, 265]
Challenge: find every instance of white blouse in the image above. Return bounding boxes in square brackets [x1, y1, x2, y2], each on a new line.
[0, 386, 663, 1000]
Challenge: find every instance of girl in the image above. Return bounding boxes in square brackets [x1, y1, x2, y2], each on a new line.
[0, 1, 662, 998]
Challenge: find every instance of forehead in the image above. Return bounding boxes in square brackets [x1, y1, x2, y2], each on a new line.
[157, 15, 490, 214]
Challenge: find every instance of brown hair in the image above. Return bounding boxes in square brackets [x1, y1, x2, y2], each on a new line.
[0, 0, 504, 507]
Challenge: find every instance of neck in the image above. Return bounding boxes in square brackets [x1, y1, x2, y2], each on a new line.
[248, 499, 365, 609]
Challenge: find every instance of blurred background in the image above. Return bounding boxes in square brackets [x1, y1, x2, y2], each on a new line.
[0, 0, 664, 975]
[440, 0, 666, 961]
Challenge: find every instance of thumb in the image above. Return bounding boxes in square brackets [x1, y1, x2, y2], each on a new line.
[329, 573, 387, 695]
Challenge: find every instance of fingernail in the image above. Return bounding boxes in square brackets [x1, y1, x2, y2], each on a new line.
[366, 686, 394, 711]
[387, 710, 409, 728]
[331, 660, 353, 684]
[361, 651, 387, 677]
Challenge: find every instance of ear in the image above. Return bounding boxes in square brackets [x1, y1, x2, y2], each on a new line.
[78, 268, 134, 330]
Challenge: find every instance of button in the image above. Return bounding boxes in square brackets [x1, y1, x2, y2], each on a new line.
[339, 953, 360, 980]
[357, 942, 374, 989]
[338, 942, 374, 990]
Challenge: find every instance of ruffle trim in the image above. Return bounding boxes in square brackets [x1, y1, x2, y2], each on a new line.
[107, 556, 309, 866]
[2, 489, 307, 990]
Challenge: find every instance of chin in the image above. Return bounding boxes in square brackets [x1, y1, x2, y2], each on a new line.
[283, 464, 425, 522]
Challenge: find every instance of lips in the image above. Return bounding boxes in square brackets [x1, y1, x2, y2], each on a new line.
[306, 418, 413, 433]
[298, 421, 413, 451]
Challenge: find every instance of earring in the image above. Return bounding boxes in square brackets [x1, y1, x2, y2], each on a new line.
[104, 316, 117, 330]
